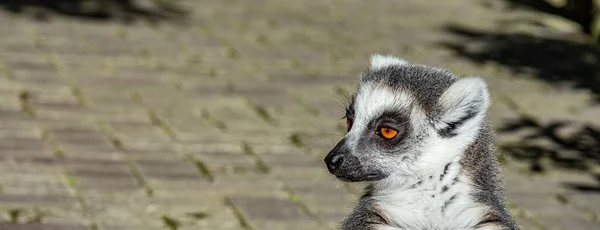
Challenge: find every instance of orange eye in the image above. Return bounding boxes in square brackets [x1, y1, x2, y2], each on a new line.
[380, 127, 398, 139]
[346, 119, 351, 128]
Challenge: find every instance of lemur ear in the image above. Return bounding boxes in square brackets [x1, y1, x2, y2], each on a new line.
[435, 77, 491, 137]
[370, 54, 407, 70]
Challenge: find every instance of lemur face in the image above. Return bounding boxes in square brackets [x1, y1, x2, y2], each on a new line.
[324, 54, 491, 182]
[324, 82, 427, 182]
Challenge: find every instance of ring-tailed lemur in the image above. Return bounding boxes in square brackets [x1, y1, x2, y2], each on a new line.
[324, 54, 518, 230]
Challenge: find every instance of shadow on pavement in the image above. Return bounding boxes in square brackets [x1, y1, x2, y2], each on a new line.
[562, 173, 600, 193]
[440, 24, 600, 102]
[563, 181, 600, 193]
[497, 116, 600, 193]
[494, 0, 597, 35]
[441, 22, 600, 192]
[0, 0, 188, 23]
[498, 116, 599, 171]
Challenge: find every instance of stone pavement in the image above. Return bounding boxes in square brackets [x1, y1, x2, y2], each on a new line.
[0, 0, 599, 229]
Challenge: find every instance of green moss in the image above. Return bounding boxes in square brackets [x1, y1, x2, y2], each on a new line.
[40, 128, 50, 141]
[40, 128, 66, 158]
[148, 110, 162, 125]
[19, 90, 36, 118]
[246, 100, 276, 125]
[497, 152, 507, 164]
[64, 174, 78, 188]
[147, 110, 176, 139]
[69, 86, 87, 106]
[286, 190, 301, 203]
[289, 59, 304, 70]
[255, 34, 269, 45]
[282, 186, 321, 225]
[110, 137, 123, 150]
[153, 61, 166, 71]
[186, 211, 209, 220]
[199, 108, 227, 131]
[289, 133, 304, 147]
[29, 208, 50, 223]
[44, 54, 61, 71]
[8, 208, 22, 223]
[52, 145, 66, 158]
[128, 164, 153, 197]
[89, 222, 99, 230]
[0, 62, 15, 80]
[161, 214, 180, 230]
[241, 142, 270, 173]
[195, 160, 214, 182]
[129, 91, 143, 104]
[224, 46, 239, 59]
[555, 193, 569, 205]
[139, 48, 151, 60]
[205, 67, 218, 78]
[224, 197, 253, 230]
[94, 120, 125, 150]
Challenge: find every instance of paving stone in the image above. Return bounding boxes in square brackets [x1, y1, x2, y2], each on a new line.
[0, 137, 46, 152]
[145, 178, 210, 195]
[9, 70, 64, 87]
[191, 151, 261, 176]
[566, 192, 600, 216]
[210, 174, 285, 197]
[0, 223, 88, 230]
[541, 217, 600, 230]
[1, 0, 599, 229]
[230, 196, 310, 221]
[2, 61, 57, 72]
[0, 109, 30, 123]
[136, 159, 203, 180]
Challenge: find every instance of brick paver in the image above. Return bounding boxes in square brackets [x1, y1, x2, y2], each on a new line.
[1, 0, 599, 229]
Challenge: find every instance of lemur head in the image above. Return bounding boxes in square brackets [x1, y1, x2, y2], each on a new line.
[324, 54, 491, 182]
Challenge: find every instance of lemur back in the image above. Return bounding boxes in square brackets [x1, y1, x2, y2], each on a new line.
[324, 55, 518, 230]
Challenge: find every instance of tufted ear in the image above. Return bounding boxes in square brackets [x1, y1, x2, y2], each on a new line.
[435, 77, 491, 137]
[370, 54, 407, 70]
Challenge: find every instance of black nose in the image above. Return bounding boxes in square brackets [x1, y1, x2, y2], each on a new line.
[325, 154, 344, 172]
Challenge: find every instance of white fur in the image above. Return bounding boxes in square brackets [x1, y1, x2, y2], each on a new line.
[420, 77, 491, 171]
[371, 128, 489, 229]
[375, 226, 402, 230]
[353, 82, 416, 127]
[348, 82, 426, 151]
[372, 157, 489, 230]
[476, 225, 504, 230]
[360, 78, 492, 229]
[370, 54, 408, 70]
[436, 77, 491, 128]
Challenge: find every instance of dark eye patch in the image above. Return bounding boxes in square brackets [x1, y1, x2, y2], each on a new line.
[344, 95, 357, 130]
[366, 110, 412, 147]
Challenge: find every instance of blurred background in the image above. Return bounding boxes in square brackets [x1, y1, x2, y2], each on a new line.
[0, 0, 599, 229]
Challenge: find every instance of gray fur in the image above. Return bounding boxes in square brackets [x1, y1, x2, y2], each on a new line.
[463, 123, 518, 229]
[359, 64, 457, 116]
[341, 185, 399, 230]
[324, 55, 518, 230]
